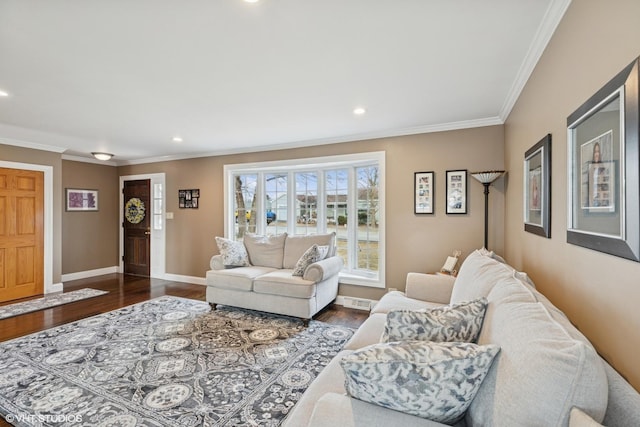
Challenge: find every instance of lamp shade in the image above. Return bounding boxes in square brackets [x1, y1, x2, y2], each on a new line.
[470, 170, 505, 184]
[92, 152, 114, 161]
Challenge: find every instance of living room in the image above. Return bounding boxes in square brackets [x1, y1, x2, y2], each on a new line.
[1, 0, 640, 424]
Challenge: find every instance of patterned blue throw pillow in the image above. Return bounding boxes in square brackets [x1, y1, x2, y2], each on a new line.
[381, 298, 487, 343]
[340, 341, 500, 423]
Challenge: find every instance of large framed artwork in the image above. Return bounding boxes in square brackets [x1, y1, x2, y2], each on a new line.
[567, 56, 640, 261]
[414, 171, 434, 214]
[524, 134, 551, 238]
[446, 170, 467, 214]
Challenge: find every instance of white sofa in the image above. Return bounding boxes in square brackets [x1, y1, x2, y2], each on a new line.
[205, 232, 343, 320]
[284, 249, 640, 427]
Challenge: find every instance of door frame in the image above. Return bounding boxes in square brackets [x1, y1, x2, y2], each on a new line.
[0, 160, 57, 294]
[119, 173, 166, 278]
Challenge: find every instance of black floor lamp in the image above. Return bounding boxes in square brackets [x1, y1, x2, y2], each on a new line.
[470, 170, 505, 250]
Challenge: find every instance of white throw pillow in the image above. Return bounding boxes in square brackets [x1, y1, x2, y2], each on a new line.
[215, 236, 250, 267]
[381, 298, 487, 343]
[243, 233, 287, 268]
[340, 340, 500, 424]
[292, 244, 326, 276]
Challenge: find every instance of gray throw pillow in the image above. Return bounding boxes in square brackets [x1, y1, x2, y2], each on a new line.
[215, 236, 250, 267]
[292, 244, 327, 276]
[243, 233, 287, 268]
[340, 340, 500, 424]
[381, 298, 487, 343]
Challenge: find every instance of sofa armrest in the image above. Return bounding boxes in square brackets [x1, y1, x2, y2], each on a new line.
[405, 272, 455, 304]
[210, 255, 224, 270]
[304, 256, 344, 282]
[308, 393, 450, 427]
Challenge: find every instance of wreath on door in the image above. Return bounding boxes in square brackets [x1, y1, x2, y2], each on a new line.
[125, 197, 145, 224]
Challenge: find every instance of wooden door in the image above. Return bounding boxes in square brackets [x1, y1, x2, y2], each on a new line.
[0, 168, 44, 302]
[123, 179, 151, 276]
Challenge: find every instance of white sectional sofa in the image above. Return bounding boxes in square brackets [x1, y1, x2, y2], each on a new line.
[283, 249, 640, 427]
[205, 232, 343, 320]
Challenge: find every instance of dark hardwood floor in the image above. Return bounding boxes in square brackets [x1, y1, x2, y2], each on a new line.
[0, 273, 369, 342]
[0, 274, 369, 426]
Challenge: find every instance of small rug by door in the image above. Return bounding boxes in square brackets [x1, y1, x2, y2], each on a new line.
[0, 288, 108, 320]
[0, 296, 353, 426]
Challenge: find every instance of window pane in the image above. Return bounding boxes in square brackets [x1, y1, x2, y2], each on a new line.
[295, 172, 318, 235]
[356, 166, 379, 273]
[234, 174, 257, 239]
[265, 173, 287, 235]
[325, 169, 349, 268]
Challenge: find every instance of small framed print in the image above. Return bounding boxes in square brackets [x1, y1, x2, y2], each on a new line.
[446, 170, 467, 214]
[414, 171, 434, 214]
[179, 189, 200, 209]
[65, 188, 98, 211]
[524, 134, 551, 238]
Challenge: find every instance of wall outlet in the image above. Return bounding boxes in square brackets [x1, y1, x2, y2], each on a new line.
[166, 212, 174, 219]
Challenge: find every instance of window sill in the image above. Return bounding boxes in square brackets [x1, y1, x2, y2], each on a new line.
[339, 272, 384, 289]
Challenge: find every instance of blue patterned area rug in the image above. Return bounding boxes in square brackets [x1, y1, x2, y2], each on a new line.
[0, 288, 108, 320]
[0, 296, 353, 426]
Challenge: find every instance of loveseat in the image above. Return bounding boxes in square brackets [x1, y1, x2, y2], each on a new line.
[284, 249, 640, 426]
[205, 232, 343, 320]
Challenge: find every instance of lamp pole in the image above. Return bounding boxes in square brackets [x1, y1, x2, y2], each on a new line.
[481, 182, 491, 249]
[470, 170, 505, 251]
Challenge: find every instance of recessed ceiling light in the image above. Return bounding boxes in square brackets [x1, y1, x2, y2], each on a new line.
[353, 107, 367, 115]
[244, 0, 259, 3]
[0, 90, 9, 97]
[172, 136, 183, 143]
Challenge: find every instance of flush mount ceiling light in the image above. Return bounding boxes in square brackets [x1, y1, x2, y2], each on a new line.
[353, 107, 367, 115]
[0, 89, 9, 97]
[92, 152, 114, 161]
[244, 0, 259, 3]
[172, 136, 183, 143]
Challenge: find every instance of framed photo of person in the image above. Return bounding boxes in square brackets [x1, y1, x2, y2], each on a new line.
[414, 171, 434, 214]
[567, 56, 640, 262]
[446, 170, 467, 214]
[524, 134, 551, 238]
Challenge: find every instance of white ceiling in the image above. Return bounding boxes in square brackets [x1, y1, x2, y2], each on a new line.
[0, 0, 570, 165]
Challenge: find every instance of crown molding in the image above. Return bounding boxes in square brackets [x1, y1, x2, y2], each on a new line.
[118, 116, 504, 165]
[499, 0, 572, 121]
[0, 136, 66, 153]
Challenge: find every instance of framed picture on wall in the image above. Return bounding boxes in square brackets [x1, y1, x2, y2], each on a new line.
[524, 133, 551, 238]
[65, 188, 98, 211]
[446, 169, 467, 214]
[567, 56, 640, 261]
[414, 171, 434, 214]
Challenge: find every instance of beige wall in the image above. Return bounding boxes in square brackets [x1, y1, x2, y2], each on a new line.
[504, 0, 640, 389]
[0, 144, 63, 284]
[119, 125, 505, 301]
[61, 160, 120, 274]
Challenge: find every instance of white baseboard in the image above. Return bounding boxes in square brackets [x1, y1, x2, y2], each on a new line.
[160, 273, 206, 286]
[61, 266, 119, 282]
[46, 282, 64, 294]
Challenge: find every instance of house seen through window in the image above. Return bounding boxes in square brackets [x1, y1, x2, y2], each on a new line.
[225, 152, 385, 288]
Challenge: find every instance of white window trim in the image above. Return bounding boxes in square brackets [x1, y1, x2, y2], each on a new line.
[223, 151, 385, 288]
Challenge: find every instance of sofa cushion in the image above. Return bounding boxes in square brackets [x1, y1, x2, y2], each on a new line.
[214, 236, 250, 267]
[450, 249, 517, 304]
[340, 341, 500, 424]
[206, 265, 277, 291]
[243, 233, 287, 268]
[307, 393, 464, 427]
[283, 233, 335, 269]
[381, 298, 487, 344]
[467, 279, 608, 426]
[292, 244, 328, 276]
[253, 270, 317, 299]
